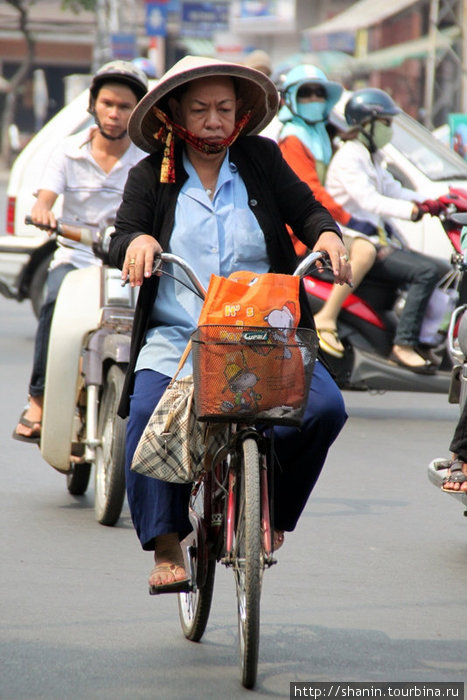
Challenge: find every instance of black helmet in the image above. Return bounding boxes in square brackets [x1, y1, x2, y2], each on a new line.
[345, 88, 400, 126]
[89, 60, 148, 107]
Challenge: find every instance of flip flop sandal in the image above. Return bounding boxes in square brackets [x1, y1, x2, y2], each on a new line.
[12, 409, 41, 445]
[148, 564, 191, 595]
[388, 351, 436, 375]
[441, 459, 467, 492]
[316, 328, 344, 358]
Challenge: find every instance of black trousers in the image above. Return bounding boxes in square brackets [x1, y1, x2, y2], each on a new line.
[370, 248, 450, 346]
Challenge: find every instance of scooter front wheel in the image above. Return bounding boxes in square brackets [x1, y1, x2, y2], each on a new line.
[67, 463, 92, 495]
[94, 364, 127, 526]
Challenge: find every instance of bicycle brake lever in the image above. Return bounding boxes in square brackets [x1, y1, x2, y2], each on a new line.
[151, 255, 163, 275]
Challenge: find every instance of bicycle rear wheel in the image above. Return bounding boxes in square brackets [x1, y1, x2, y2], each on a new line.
[232, 437, 262, 689]
[178, 475, 216, 642]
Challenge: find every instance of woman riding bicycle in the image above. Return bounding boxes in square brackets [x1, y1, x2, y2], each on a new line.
[109, 55, 350, 594]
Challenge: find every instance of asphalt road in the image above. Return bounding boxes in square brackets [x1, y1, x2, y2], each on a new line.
[1, 281, 466, 700]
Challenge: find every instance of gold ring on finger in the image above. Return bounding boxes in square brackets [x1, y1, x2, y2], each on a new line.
[129, 258, 136, 265]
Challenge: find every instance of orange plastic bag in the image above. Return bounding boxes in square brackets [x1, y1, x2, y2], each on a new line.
[193, 272, 316, 425]
[198, 270, 301, 328]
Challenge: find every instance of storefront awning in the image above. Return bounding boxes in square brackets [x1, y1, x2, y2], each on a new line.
[304, 0, 420, 36]
[352, 28, 460, 71]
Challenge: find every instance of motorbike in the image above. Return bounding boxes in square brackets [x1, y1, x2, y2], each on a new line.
[25, 216, 134, 526]
[427, 210, 467, 517]
[304, 188, 467, 394]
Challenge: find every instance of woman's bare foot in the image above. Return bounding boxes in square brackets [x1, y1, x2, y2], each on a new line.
[14, 396, 43, 439]
[149, 532, 188, 589]
[391, 345, 434, 373]
[314, 315, 344, 357]
[442, 459, 467, 492]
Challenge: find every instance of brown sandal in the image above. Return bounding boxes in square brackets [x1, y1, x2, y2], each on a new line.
[12, 409, 41, 444]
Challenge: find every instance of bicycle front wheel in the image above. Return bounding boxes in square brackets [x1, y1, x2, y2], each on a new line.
[232, 437, 262, 689]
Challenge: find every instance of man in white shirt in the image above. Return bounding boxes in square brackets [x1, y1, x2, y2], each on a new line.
[13, 60, 148, 443]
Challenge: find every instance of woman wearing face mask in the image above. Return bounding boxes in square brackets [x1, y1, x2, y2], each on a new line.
[278, 65, 379, 358]
[325, 87, 450, 373]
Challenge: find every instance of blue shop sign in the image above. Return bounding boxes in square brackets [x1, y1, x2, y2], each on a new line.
[181, 1, 229, 37]
[111, 33, 137, 59]
[146, 2, 168, 36]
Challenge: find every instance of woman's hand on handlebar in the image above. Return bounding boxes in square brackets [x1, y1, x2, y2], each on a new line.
[313, 231, 353, 287]
[122, 234, 163, 287]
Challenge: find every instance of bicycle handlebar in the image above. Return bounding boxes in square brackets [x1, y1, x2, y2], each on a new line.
[125, 249, 330, 297]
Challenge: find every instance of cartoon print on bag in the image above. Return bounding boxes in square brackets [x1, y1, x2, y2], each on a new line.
[264, 302, 296, 359]
[221, 353, 262, 414]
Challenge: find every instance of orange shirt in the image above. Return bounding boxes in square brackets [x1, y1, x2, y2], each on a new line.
[279, 135, 351, 225]
[279, 135, 351, 256]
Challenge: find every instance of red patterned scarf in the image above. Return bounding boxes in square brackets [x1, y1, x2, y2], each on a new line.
[152, 106, 252, 183]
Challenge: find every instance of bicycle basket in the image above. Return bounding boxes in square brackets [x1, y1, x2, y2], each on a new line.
[192, 325, 318, 426]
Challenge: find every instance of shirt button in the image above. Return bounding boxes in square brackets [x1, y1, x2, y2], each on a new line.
[229, 162, 238, 172]
[211, 247, 218, 253]
[250, 199, 257, 207]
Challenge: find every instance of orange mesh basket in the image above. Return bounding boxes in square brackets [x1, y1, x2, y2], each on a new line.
[191, 325, 318, 426]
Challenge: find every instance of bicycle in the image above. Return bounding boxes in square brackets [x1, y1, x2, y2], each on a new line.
[148, 250, 323, 689]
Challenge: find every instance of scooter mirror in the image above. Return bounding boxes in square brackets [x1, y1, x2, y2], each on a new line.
[451, 212, 467, 226]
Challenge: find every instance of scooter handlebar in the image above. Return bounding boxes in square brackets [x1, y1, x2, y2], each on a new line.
[25, 215, 94, 246]
[25, 216, 113, 260]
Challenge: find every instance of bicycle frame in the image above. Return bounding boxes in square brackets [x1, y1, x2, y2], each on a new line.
[220, 429, 275, 566]
[161, 250, 323, 688]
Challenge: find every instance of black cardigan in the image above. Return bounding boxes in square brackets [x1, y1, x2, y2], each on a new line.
[109, 135, 341, 417]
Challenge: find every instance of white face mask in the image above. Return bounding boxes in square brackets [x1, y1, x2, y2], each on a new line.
[296, 101, 326, 124]
[361, 120, 393, 149]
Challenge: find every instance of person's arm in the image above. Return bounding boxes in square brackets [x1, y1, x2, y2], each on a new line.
[328, 143, 416, 221]
[30, 190, 59, 230]
[109, 159, 163, 287]
[29, 142, 67, 230]
[266, 140, 351, 285]
[279, 135, 352, 226]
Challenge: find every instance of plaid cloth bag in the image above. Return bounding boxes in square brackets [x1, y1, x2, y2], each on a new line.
[130, 342, 226, 483]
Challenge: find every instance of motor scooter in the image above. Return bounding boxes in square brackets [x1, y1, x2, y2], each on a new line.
[427, 210, 467, 517]
[25, 217, 134, 526]
[304, 190, 467, 394]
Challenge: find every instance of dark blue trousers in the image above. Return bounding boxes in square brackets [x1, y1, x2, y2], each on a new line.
[125, 360, 347, 551]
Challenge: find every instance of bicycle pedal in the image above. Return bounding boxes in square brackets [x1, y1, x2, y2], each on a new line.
[264, 555, 277, 567]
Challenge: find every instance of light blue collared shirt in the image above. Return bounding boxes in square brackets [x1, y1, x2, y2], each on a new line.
[135, 150, 270, 378]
